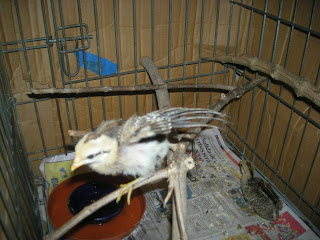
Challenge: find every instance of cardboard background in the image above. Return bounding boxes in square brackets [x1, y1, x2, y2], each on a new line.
[0, 0, 319, 232]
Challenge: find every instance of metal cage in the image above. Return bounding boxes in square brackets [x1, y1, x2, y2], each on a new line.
[0, 0, 319, 239]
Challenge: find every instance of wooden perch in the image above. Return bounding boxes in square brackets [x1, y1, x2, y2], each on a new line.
[139, 56, 268, 239]
[43, 56, 266, 240]
[30, 83, 234, 95]
[212, 77, 267, 112]
[205, 55, 320, 107]
[140, 57, 171, 109]
[167, 77, 268, 166]
[140, 56, 187, 239]
[163, 77, 267, 239]
[140, 56, 172, 109]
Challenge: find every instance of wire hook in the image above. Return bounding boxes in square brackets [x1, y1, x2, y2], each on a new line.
[59, 39, 80, 77]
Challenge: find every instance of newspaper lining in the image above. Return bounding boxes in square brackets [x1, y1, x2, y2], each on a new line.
[126, 128, 319, 240]
[40, 128, 319, 239]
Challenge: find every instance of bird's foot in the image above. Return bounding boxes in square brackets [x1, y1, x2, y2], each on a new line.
[117, 177, 143, 205]
[163, 162, 178, 207]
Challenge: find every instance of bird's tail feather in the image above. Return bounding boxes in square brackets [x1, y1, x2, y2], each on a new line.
[167, 108, 223, 119]
[150, 108, 227, 134]
[171, 122, 217, 129]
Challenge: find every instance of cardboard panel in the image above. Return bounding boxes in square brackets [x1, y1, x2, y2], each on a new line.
[0, 0, 319, 230]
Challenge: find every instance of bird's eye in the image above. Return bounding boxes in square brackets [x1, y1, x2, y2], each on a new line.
[87, 150, 109, 160]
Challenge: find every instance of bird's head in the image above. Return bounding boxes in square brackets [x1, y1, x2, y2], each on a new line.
[71, 133, 118, 172]
[239, 160, 255, 178]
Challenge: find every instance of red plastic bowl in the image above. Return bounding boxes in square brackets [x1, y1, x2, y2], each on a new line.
[47, 173, 146, 240]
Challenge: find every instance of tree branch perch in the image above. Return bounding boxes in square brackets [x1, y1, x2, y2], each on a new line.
[140, 56, 188, 239]
[42, 56, 267, 240]
[30, 83, 234, 95]
[205, 55, 320, 107]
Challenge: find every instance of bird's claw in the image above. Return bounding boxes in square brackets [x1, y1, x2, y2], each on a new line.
[116, 178, 141, 205]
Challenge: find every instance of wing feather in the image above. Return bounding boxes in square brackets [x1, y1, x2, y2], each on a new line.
[119, 107, 224, 144]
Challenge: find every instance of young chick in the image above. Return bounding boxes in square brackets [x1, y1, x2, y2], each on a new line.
[71, 107, 224, 203]
[239, 160, 283, 221]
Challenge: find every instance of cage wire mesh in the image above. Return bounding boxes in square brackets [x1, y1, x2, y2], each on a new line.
[0, 0, 320, 239]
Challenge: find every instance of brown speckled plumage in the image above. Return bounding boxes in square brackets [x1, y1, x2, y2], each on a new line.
[239, 160, 283, 221]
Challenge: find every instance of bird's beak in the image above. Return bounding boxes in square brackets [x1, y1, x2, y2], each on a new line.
[71, 153, 84, 171]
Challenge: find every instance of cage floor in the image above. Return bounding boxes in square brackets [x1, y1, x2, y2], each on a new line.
[40, 128, 319, 240]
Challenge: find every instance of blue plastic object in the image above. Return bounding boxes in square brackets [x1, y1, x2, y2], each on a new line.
[74, 50, 118, 76]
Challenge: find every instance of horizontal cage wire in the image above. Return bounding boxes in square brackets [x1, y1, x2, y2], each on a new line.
[0, 0, 319, 239]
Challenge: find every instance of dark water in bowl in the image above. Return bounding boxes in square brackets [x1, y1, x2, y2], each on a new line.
[68, 182, 125, 224]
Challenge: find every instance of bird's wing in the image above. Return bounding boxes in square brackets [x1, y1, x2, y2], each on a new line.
[95, 119, 123, 134]
[119, 107, 224, 144]
[251, 178, 283, 210]
[82, 119, 123, 142]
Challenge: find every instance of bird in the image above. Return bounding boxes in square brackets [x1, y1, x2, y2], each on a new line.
[71, 107, 224, 204]
[239, 160, 283, 221]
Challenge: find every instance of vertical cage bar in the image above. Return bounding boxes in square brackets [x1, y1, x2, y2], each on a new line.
[284, 0, 316, 196]
[113, 0, 123, 118]
[1, 115, 41, 239]
[52, 0, 79, 141]
[57, 0, 73, 82]
[0, 194, 18, 240]
[310, 143, 320, 221]
[0, 49, 36, 199]
[234, 0, 242, 57]
[57, 0, 81, 133]
[93, 0, 107, 121]
[10, 0, 45, 232]
[242, 0, 268, 158]
[13, 0, 48, 158]
[227, 0, 242, 140]
[0, 83, 41, 239]
[0, 150, 19, 240]
[223, 1, 233, 83]
[272, 3, 299, 181]
[49, 0, 76, 144]
[132, 0, 139, 113]
[151, 0, 155, 111]
[220, 0, 233, 131]
[233, 0, 254, 145]
[299, 67, 320, 209]
[182, 0, 189, 107]
[277, 0, 315, 195]
[209, 0, 220, 107]
[77, 0, 94, 129]
[270, 0, 298, 183]
[167, 0, 172, 92]
[195, 0, 205, 108]
[39, 0, 67, 155]
[254, 0, 283, 172]
[0, 107, 18, 202]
